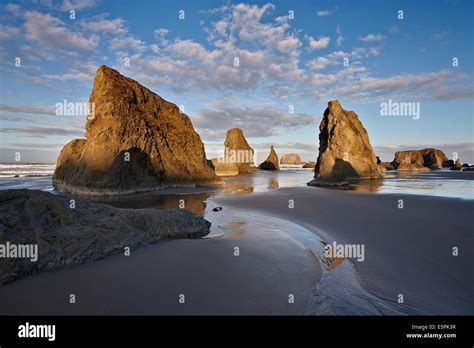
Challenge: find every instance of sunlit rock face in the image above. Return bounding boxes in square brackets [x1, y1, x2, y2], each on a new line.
[53, 65, 222, 195]
[308, 100, 383, 186]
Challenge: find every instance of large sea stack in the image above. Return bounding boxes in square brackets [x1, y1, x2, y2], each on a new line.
[53, 66, 222, 195]
[308, 100, 383, 186]
[259, 145, 280, 170]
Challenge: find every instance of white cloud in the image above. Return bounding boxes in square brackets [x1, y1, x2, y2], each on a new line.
[0, 103, 55, 115]
[308, 36, 330, 50]
[307, 57, 332, 70]
[44, 68, 93, 82]
[317, 10, 333, 16]
[60, 0, 99, 11]
[0, 24, 21, 41]
[307, 68, 474, 102]
[81, 18, 128, 34]
[24, 11, 99, 51]
[194, 105, 318, 140]
[109, 35, 146, 53]
[359, 33, 385, 42]
[154, 28, 169, 38]
[5, 3, 21, 16]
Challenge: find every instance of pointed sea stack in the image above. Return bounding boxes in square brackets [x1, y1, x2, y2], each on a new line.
[308, 100, 383, 186]
[259, 145, 280, 170]
[53, 66, 222, 195]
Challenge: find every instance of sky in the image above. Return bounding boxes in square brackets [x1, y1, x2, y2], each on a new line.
[0, 0, 473, 164]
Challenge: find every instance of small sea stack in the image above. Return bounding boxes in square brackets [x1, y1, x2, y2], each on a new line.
[280, 153, 302, 165]
[391, 148, 449, 171]
[259, 145, 280, 170]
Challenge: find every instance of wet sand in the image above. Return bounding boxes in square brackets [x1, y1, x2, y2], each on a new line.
[0, 170, 472, 315]
[0, 210, 321, 315]
[215, 187, 474, 314]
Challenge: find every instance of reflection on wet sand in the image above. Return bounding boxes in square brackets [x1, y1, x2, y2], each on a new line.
[338, 179, 384, 193]
[90, 192, 213, 216]
[89, 169, 473, 215]
[89, 170, 313, 215]
[268, 176, 279, 190]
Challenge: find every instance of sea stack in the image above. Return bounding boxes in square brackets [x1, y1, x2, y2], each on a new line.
[308, 100, 383, 186]
[210, 128, 255, 176]
[280, 153, 302, 165]
[224, 128, 255, 172]
[53, 66, 222, 195]
[259, 145, 280, 170]
[391, 148, 449, 170]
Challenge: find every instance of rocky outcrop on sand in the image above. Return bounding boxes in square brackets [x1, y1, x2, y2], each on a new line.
[303, 161, 316, 169]
[450, 159, 463, 171]
[259, 145, 280, 170]
[280, 153, 302, 165]
[379, 162, 394, 171]
[208, 158, 239, 176]
[308, 100, 383, 186]
[53, 65, 222, 195]
[0, 189, 211, 284]
[397, 163, 430, 172]
[391, 148, 448, 171]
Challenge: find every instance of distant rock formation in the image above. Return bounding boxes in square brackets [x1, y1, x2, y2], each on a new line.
[379, 162, 394, 171]
[303, 161, 316, 169]
[443, 160, 455, 168]
[308, 100, 383, 186]
[280, 153, 302, 165]
[0, 189, 211, 284]
[53, 65, 222, 195]
[450, 159, 462, 171]
[391, 148, 448, 171]
[259, 145, 280, 170]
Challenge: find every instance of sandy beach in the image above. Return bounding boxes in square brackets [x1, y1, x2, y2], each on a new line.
[0, 207, 321, 315]
[0, 169, 473, 315]
[214, 186, 474, 315]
